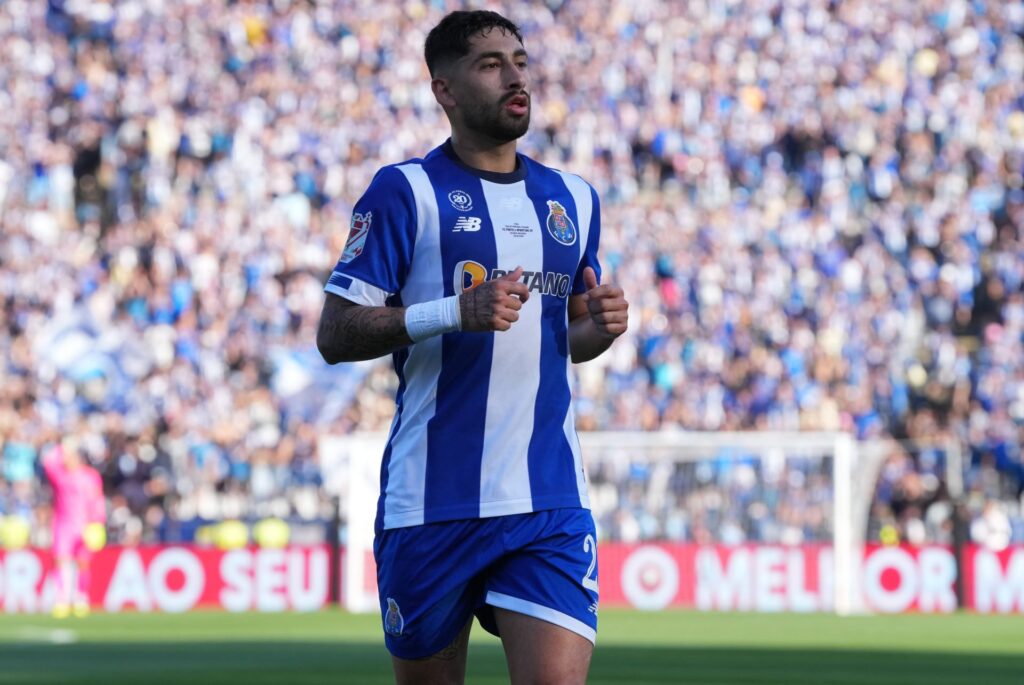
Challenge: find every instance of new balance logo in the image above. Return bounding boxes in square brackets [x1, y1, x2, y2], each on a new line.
[453, 216, 482, 232]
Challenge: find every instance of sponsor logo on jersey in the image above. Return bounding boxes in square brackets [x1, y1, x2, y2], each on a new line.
[448, 190, 473, 212]
[491, 268, 572, 298]
[453, 262, 573, 298]
[453, 216, 482, 232]
[340, 211, 371, 263]
[545, 200, 576, 246]
[384, 597, 404, 636]
[454, 260, 489, 293]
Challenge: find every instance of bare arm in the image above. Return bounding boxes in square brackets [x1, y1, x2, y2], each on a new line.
[317, 269, 531, 364]
[568, 267, 629, 363]
[317, 294, 412, 364]
[568, 297, 615, 363]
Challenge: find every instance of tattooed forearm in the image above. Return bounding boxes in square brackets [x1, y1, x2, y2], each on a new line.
[459, 285, 494, 331]
[317, 295, 413, 363]
[458, 267, 530, 333]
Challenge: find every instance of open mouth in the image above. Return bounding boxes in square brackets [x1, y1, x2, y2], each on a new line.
[505, 94, 529, 116]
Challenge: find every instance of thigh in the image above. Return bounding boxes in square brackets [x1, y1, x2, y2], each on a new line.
[391, 616, 473, 685]
[495, 607, 593, 685]
[482, 509, 600, 645]
[51, 524, 76, 560]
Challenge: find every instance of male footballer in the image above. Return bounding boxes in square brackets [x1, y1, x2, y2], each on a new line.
[318, 10, 628, 684]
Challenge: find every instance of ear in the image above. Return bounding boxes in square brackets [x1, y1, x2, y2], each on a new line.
[431, 77, 457, 109]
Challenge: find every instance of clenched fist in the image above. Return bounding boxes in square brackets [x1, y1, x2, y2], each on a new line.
[460, 266, 531, 332]
[580, 267, 628, 339]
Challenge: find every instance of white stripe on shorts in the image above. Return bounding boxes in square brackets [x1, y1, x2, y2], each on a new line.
[485, 590, 596, 644]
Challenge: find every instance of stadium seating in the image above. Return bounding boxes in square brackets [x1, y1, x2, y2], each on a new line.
[0, 0, 1021, 548]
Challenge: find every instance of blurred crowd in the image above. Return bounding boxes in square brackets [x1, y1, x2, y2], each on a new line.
[1, 0, 1023, 548]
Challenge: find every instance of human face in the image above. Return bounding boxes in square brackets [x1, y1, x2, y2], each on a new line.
[445, 29, 530, 142]
[61, 436, 83, 469]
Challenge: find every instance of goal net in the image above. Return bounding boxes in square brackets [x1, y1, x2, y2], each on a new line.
[579, 431, 864, 614]
[322, 431, 961, 615]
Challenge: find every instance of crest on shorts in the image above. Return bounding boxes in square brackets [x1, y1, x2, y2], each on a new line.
[341, 211, 372, 263]
[545, 200, 576, 246]
[448, 189, 473, 212]
[384, 597, 404, 636]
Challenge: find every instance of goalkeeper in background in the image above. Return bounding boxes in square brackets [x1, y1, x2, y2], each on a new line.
[42, 436, 106, 618]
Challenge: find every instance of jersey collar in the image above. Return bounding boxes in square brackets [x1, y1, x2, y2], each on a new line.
[440, 139, 528, 184]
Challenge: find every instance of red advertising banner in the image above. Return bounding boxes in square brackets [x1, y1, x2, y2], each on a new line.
[0, 546, 333, 614]
[598, 543, 832, 612]
[962, 545, 1024, 613]
[858, 544, 958, 613]
[1, 543, 1021, 614]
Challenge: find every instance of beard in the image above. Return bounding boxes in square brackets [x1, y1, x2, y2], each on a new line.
[461, 94, 530, 142]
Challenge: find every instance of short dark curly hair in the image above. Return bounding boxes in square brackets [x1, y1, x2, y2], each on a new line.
[424, 10, 524, 77]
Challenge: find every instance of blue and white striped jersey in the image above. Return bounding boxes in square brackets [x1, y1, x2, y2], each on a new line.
[325, 140, 601, 532]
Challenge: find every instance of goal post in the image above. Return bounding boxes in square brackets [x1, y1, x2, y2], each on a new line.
[577, 431, 868, 615]
[318, 432, 388, 613]
[320, 430, 958, 615]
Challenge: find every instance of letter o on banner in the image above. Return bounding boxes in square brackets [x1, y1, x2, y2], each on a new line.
[863, 547, 918, 613]
[621, 546, 679, 611]
[149, 548, 205, 613]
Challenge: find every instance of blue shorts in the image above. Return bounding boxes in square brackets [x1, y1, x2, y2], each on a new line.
[373, 508, 599, 659]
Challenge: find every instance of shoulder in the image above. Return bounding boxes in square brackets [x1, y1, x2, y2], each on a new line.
[521, 154, 598, 196]
[358, 161, 423, 213]
[367, 160, 422, 192]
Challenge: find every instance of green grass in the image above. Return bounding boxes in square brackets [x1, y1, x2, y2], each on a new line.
[0, 610, 1022, 684]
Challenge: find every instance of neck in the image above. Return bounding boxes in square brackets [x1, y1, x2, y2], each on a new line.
[449, 131, 518, 173]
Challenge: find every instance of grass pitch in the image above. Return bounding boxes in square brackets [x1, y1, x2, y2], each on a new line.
[1, 609, 1022, 684]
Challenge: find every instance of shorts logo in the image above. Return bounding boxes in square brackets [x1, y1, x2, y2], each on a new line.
[384, 597, 404, 636]
[545, 200, 576, 246]
[453, 216, 482, 232]
[448, 190, 473, 212]
[454, 260, 488, 293]
[340, 211, 371, 263]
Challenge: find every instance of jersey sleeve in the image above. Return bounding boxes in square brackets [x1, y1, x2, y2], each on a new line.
[572, 184, 602, 294]
[324, 166, 417, 306]
[41, 445, 65, 486]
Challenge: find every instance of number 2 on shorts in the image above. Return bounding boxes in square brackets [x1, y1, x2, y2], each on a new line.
[582, 534, 599, 592]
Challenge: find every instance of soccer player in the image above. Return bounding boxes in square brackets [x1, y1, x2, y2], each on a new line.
[317, 10, 628, 684]
[42, 436, 106, 618]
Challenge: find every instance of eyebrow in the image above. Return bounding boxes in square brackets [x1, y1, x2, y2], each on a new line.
[473, 49, 529, 63]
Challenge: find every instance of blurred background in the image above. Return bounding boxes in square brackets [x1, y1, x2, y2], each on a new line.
[1, 0, 1023, 575]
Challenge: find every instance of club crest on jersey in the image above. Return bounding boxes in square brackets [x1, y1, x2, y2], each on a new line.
[384, 597, 404, 636]
[454, 260, 488, 293]
[545, 200, 576, 246]
[340, 211, 371, 263]
[448, 190, 473, 212]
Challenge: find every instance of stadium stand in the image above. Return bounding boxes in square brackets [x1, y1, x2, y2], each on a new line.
[1, 0, 1022, 548]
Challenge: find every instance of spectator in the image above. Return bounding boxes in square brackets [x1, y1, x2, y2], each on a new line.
[0, 0, 1022, 544]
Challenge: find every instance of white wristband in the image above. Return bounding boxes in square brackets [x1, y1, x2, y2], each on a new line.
[405, 295, 462, 342]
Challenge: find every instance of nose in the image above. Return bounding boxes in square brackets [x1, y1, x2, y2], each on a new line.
[505, 62, 526, 91]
